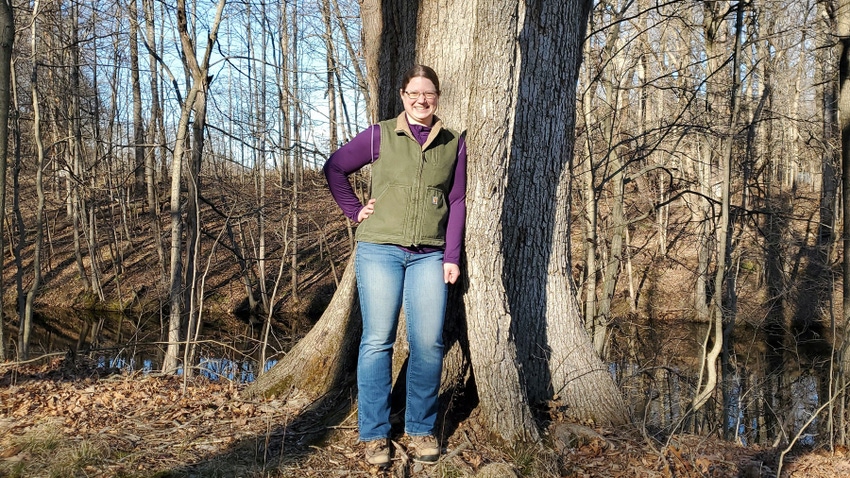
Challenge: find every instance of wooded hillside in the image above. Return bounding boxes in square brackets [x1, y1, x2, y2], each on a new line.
[0, 0, 849, 470]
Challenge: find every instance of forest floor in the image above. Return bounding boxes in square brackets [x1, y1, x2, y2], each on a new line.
[1, 171, 850, 476]
[2, 358, 850, 477]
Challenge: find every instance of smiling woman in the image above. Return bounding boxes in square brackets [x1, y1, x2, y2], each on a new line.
[322, 64, 467, 466]
[400, 70, 441, 126]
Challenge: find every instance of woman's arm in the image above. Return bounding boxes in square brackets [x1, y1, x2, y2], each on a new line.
[322, 125, 381, 222]
[443, 133, 467, 267]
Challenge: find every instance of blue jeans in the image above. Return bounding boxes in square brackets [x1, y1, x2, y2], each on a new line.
[355, 241, 447, 441]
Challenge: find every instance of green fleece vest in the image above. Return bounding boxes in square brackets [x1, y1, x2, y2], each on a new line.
[355, 114, 460, 247]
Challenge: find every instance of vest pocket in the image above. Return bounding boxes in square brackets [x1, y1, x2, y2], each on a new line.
[420, 187, 448, 240]
[364, 183, 413, 238]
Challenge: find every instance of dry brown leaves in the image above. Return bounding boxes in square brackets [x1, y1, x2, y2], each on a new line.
[557, 429, 850, 478]
[0, 357, 310, 477]
[4, 358, 850, 477]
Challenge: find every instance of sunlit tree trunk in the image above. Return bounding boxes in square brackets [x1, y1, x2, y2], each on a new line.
[587, 2, 630, 358]
[163, 0, 227, 374]
[143, 0, 166, 278]
[99, 12, 127, 289]
[690, 0, 728, 415]
[277, 0, 292, 184]
[249, 0, 627, 445]
[69, 2, 90, 293]
[19, 0, 46, 360]
[463, 0, 627, 442]
[243, 1, 265, 316]
[692, 6, 746, 438]
[290, 5, 301, 303]
[257, 0, 269, 314]
[163, 98, 191, 374]
[11, 62, 23, 363]
[86, 8, 106, 303]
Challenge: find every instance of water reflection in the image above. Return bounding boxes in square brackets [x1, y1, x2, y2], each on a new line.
[24, 308, 301, 383]
[24, 310, 827, 445]
[195, 357, 278, 382]
[615, 359, 820, 446]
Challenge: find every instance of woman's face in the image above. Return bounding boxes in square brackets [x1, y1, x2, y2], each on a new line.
[400, 76, 439, 126]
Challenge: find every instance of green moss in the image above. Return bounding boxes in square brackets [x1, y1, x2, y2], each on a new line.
[263, 374, 294, 398]
[258, 352, 338, 399]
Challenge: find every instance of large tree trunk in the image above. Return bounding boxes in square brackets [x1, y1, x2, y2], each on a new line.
[248, 0, 628, 442]
[245, 253, 360, 398]
[464, 1, 627, 441]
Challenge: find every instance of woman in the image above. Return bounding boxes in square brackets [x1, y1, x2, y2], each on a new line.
[323, 64, 466, 466]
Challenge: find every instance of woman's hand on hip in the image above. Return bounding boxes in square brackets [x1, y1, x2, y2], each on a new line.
[444, 263, 460, 284]
[357, 198, 376, 222]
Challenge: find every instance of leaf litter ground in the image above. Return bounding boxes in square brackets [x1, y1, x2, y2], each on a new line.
[1, 357, 849, 477]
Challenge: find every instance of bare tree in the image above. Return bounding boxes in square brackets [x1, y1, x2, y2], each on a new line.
[129, 0, 145, 197]
[836, 0, 850, 448]
[163, 0, 227, 374]
[142, 0, 167, 278]
[289, 3, 301, 303]
[0, 0, 12, 361]
[18, 0, 46, 360]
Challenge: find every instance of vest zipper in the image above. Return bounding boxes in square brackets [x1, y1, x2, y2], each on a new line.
[412, 147, 426, 247]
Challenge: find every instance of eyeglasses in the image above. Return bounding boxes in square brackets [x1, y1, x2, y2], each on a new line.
[403, 91, 439, 101]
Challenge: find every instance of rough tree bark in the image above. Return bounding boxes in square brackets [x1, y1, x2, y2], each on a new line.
[246, 0, 628, 443]
[462, 0, 628, 442]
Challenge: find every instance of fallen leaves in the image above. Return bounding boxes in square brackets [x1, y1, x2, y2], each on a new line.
[4, 358, 850, 477]
[0, 359, 306, 477]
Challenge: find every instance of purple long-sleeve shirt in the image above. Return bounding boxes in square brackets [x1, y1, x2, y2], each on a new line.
[323, 121, 467, 265]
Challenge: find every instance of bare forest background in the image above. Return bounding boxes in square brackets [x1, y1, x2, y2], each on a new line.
[1, 0, 850, 462]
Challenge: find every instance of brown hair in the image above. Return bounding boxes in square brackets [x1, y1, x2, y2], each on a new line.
[400, 64, 441, 93]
